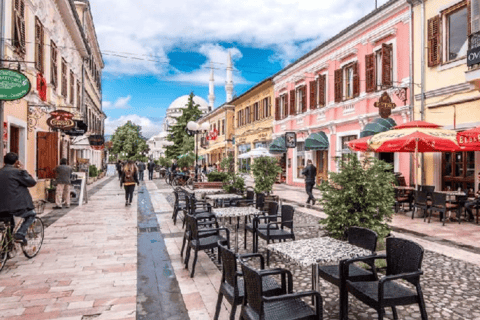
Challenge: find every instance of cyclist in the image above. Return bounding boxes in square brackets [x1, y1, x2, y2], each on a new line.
[0, 152, 37, 245]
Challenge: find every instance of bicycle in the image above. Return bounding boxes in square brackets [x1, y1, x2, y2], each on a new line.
[165, 170, 173, 186]
[172, 173, 194, 189]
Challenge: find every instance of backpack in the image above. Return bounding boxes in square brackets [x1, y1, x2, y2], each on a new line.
[124, 169, 135, 182]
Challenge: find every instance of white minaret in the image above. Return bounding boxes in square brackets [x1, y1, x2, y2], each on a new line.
[225, 51, 234, 103]
[208, 63, 215, 109]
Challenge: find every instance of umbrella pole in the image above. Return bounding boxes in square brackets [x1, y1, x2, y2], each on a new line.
[415, 138, 418, 191]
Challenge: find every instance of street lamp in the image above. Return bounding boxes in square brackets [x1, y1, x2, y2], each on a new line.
[187, 121, 209, 181]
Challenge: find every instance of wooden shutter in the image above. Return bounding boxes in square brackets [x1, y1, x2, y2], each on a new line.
[50, 41, 58, 89]
[382, 43, 393, 88]
[427, 16, 441, 67]
[309, 80, 316, 109]
[468, 0, 472, 35]
[13, 0, 26, 54]
[365, 53, 376, 93]
[35, 17, 44, 73]
[267, 97, 271, 117]
[284, 94, 288, 117]
[318, 74, 326, 107]
[334, 69, 343, 102]
[237, 111, 240, 127]
[353, 62, 360, 97]
[36, 132, 58, 179]
[275, 98, 280, 120]
[301, 86, 307, 113]
[77, 80, 81, 109]
[70, 71, 74, 104]
[61, 59, 67, 97]
[289, 90, 296, 115]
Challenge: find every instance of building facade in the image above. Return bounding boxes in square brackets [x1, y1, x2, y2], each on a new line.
[272, 0, 412, 187]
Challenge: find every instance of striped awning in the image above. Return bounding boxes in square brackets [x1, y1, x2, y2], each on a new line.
[360, 118, 397, 138]
[269, 136, 286, 154]
[305, 132, 329, 151]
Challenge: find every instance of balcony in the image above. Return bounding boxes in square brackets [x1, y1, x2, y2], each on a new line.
[465, 31, 480, 89]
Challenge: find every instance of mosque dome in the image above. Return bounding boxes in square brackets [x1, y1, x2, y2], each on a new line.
[166, 95, 209, 114]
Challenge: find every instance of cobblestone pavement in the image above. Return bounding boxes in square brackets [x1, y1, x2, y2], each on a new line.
[161, 183, 480, 320]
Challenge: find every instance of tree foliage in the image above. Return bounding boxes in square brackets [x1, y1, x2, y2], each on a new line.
[110, 121, 148, 160]
[177, 152, 196, 168]
[251, 157, 282, 194]
[156, 156, 170, 167]
[165, 92, 203, 159]
[318, 154, 395, 240]
[220, 155, 245, 193]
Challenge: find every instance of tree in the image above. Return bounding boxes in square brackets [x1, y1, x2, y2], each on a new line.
[318, 154, 395, 240]
[110, 121, 148, 161]
[251, 157, 282, 194]
[165, 92, 203, 159]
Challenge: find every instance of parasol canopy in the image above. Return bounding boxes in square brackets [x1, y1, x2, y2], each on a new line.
[457, 126, 480, 149]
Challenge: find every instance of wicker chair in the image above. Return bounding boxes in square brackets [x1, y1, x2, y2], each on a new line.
[214, 242, 284, 320]
[239, 258, 323, 320]
[184, 214, 230, 277]
[344, 237, 428, 320]
[257, 205, 296, 266]
[427, 192, 461, 226]
[244, 200, 277, 251]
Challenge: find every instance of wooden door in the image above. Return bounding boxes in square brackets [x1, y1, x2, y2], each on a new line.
[316, 150, 328, 184]
[37, 132, 58, 179]
[9, 126, 19, 154]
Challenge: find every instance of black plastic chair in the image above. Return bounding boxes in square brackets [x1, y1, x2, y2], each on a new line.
[213, 242, 284, 320]
[344, 237, 427, 320]
[244, 200, 277, 251]
[394, 189, 413, 213]
[172, 188, 187, 225]
[239, 258, 323, 320]
[413, 191, 428, 220]
[257, 205, 296, 265]
[427, 192, 461, 226]
[184, 214, 230, 277]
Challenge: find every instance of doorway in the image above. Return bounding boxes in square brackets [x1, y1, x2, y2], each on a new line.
[315, 150, 328, 184]
[9, 126, 19, 155]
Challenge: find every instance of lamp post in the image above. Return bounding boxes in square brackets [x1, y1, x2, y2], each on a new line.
[187, 121, 209, 181]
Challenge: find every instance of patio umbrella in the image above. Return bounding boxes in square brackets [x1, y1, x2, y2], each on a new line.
[457, 126, 480, 149]
[238, 153, 251, 159]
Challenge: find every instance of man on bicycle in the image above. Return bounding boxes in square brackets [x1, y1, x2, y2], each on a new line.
[0, 153, 37, 245]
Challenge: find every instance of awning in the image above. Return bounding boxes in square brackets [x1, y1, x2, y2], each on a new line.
[360, 118, 397, 138]
[305, 132, 329, 151]
[269, 136, 286, 154]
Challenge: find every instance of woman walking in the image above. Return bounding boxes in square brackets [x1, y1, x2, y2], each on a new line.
[120, 160, 139, 206]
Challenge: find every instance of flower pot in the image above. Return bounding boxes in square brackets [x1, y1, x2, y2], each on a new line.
[47, 189, 56, 203]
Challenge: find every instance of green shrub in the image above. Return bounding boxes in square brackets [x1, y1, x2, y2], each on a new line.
[251, 156, 282, 194]
[207, 171, 228, 182]
[318, 154, 395, 240]
[89, 165, 98, 177]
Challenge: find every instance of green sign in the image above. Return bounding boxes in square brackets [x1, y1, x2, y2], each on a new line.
[0, 69, 31, 101]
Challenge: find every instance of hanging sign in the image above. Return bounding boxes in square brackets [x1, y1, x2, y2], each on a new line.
[467, 46, 480, 67]
[0, 69, 31, 101]
[285, 132, 297, 148]
[46, 110, 75, 131]
[88, 135, 104, 146]
[374, 92, 397, 119]
[65, 120, 87, 136]
[36, 73, 47, 101]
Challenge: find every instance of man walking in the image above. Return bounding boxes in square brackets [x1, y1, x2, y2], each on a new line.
[0, 152, 37, 245]
[137, 161, 146, 181]
[116, 160, 123, 180]
[302, 159, 317, 205]
[53, 158, 73, 209]
[147, 160, 155, 180]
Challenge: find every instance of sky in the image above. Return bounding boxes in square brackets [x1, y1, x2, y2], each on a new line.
[92, 0, 391, 138]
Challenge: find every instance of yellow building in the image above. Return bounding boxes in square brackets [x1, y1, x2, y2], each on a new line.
[410, 0, 480, 192]
[229, 78, 274, 171]
[197, 104, 235, 165]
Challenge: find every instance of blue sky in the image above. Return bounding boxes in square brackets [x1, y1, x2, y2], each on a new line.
[92, 0, 390, 138]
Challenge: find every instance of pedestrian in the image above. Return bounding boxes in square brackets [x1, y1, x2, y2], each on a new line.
[147, 159, 155, 180]
[171, 159, 178, 173]
[202, 164, 207, 175]
[116, 160, 123, 180]
[137, 161, 146, 181]
[0, 152, 37, 245]
[120, 160, 139, 206]
[302, 159, 317, 205]
[464, 171, 480, 221]
[53, 158, 73, 209]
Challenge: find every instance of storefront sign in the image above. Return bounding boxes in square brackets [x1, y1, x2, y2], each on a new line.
[46, 110, 75, 131]
[374, 92, 396, 118]
[285, 132, 297, 148]
[88, 134, 104, 146]
[91, 145, 104, 151]
[65, 120, 87, 136]
[36, 73, 47, 101]
[0, 69, 31, 101]
[467, 46, 480, 67]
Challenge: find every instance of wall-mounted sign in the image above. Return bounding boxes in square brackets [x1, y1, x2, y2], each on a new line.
[467, 46, 480, 67]
[36, 73, 47, 102]
[285, 132, 297, 148]
[374, 92, 397, 119]
[46, 110, 75, 131]
[0, 69, 31, 101]
[88, 135, 104, 146]
[91, 145, 104, 151]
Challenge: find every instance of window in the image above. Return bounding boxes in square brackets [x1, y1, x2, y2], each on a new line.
[253, 102, 259, 121]
[77, 80, 81, 109]
[280, 95, 286, 119]
[222, 119, 225, 135]
[12, 0, 26, 55]
[51, 41, 58, 89]
[296, 142, 305, 179]
[317, 74, 326, 107]
[61, 59, 67, 97]
[295, 86, 306, 114]
[35, 17, 44, 73]
[341, 135, 357, 161]
[472, 0, 480, 34]
[446, 5, 468, 61]
[442, 151, 475, 192]
[263, 97, 270, 118]
[246, 107, 250, 124]
[345, 65, 354, 99]
[335, 63, 359, 102]
[372, 43, 393, 91]
[70, 71, 74, 105]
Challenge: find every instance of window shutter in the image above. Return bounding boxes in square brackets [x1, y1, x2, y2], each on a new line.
[50, 41, 58, 89]
[61, 59, 67, 97]
[301, 86, 307, 113]
[77, 80, 81, 108]
[427, 16, 441, 67]
[318, 74, 326, 107]
[353, 62, 360, 97]
[70, 71, 74, 104]
[334, 69, 343, 102]
[284, 95, 288, 118]
[365, 53, 376, 93]
[13, 0, 26, 54]
[472, 0, 480, 34]
[35, 18, 44, 73]
[309, 81, 316, 109]
[468, 0, 472, 35]
[268, 97, 271, 117]
[275, 97, 280, 120]
[289, 90, 296, 115]
[381, 44, 393, 88]
[36, 132, 58, 179]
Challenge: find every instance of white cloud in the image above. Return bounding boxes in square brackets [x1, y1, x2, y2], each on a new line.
[91, 0, 392, 76]
[105, 114, 164, 138]
[102, 95, 132, 110]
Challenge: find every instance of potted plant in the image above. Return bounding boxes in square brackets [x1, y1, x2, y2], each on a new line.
[251, 156, 282, 196]
[220, 156, 245, 193]
[46, 185, 56, 203]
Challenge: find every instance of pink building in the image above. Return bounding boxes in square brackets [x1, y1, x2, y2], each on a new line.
[271, 0, 412, 187]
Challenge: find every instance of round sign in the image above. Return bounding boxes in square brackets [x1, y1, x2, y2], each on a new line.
[46, 117, 75, 131]
[0, 69, 31, 101]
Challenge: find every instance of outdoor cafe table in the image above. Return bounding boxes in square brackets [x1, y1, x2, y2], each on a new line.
[267, 237, 371, 319]
[206, 194, 243, 207]
[213, 206, 262, 253]
[394, 186, 415, 191]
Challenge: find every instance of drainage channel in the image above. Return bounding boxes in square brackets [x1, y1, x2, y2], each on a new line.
[136, 184, 189, 320]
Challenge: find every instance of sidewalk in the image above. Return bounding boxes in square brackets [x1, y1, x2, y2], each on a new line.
[0, 177, 137, 320]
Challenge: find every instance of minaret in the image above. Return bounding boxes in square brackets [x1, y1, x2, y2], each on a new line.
[208, 63, 215, 110]
[225, 51, 234, 103]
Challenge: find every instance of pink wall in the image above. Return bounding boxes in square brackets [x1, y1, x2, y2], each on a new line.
[273, 3, 412, 186]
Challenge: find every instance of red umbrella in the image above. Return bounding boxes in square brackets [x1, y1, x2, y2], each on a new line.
[393, 121, 441, 129]
[347, 136, 371, 152]
[457, 126, 480, 149]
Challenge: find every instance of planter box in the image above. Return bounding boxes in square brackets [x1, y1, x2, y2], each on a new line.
[194, 182, 223, 189]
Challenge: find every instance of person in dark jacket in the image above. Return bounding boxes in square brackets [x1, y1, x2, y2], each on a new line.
[120, 160, 139, 206]
[301, 159, 317, 205]
[147, 160, 155, 180]
[53, 158, 73, 209]
[137, 161, 146, 181]
[0, 152, 37, 245]
[116, 160, 123, 180]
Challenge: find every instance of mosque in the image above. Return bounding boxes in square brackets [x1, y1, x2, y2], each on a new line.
[147, 52, 235, 159]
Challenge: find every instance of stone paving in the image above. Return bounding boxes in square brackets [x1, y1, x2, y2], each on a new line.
[0, 177, 137, 320]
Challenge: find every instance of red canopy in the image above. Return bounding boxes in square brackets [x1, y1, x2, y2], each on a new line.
[347, 136, 371, 152]
[457, 126, 480, 149]
[393, 121, 441, 130]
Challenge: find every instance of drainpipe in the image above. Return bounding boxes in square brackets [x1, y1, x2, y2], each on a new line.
[407, 0, 415, 186]
[0, 0, 5, 167]
[420, 0, 426, 185]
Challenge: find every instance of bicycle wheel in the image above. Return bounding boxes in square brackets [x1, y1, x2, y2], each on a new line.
[22, 217, 44, 259]
[0, 231, 8, 272]
[186, 178, 194, 190]
[172, 177, 179, 186]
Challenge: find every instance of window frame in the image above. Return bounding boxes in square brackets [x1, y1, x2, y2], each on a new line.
[344, 63, 355, 100]
[442, 1, 468, 64]
[12, 0, 26, 56]
[61, 59, 67, 98]
[50, 41, 58, 90]
[316, 73, 327, 107]
[34, 17, 44, 73]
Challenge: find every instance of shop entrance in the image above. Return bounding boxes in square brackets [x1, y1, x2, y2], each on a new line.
[442, 151, 475, 193]
[315, 150, 328, 184]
